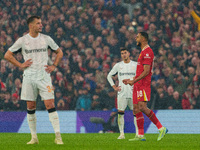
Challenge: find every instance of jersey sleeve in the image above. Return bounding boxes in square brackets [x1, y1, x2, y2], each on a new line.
[8, 37, 23, 52]
[47, 36, 59, 51]
[107, 63, 119, 86]
[142, 50, 153, 65]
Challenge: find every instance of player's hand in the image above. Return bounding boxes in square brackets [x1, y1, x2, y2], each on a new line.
[127, 80, 134, 86]
[44, 65, 56, 73]
[114, 86, 121, 92]
[122, 79, 130, 85]
[21, 59, 32, 69]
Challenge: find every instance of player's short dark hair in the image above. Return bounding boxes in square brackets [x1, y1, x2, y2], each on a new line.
[139, 32, 149, 41]
[27, 16, 41, 25]
[120, 47, 129, 52]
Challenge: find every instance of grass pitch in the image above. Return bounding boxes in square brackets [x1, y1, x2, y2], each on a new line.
[1, 133, 200, 150]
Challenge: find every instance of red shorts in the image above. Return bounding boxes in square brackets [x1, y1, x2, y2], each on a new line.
[133, 85, 151, 104]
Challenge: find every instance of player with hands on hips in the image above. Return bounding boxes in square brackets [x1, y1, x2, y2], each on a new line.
[107, 48, 137, 139]
[4, 16, 64, 145]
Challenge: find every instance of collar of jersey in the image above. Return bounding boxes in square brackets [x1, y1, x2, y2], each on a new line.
[142, 45, 149, 51]
[28, 33, 40, 39]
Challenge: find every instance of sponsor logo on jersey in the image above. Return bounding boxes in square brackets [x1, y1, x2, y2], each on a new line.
[119, 72, 135, 76]
[25, 48, 47, 54]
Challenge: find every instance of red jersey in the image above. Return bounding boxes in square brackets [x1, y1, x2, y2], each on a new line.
[135, 46, 154, 87]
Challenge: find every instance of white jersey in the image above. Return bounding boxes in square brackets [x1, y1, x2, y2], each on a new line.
[107, 60, 137, 98]
[9, 33, 59, 80]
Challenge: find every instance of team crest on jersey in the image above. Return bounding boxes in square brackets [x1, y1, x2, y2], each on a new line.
[144, 53, 151, 58]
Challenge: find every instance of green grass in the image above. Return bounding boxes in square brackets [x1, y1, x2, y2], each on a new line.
[1, 133, 200, 150]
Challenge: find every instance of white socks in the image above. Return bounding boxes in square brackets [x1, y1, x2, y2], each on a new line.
[27, 113, 37, 139]
[118, 114, 124, 135]
[27, 110, 61, 140]
[49, 111, 61, 134]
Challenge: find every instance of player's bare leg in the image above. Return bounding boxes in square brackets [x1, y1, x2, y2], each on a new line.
[138, 101, 168, 141]
[44, 99, 63, 144]
[27, 101, 39, 144]
[117, 110, 125, 139]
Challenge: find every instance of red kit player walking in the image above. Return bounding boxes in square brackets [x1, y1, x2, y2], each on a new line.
[123, 32, 168, 141]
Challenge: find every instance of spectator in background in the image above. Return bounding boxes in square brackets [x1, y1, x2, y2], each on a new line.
[168, 91, 182, 109]
[2, 92, 11, 111]
[121, 0, 142, 19]
[113, 0, 127, 17]
[5, 73, 13, 93]
[91, 92, 101, 110]
[4, 93, 25, 111]
[63, 83, 76, 110]
[182, 87, 194, 109]
[193, 88, 200, 109]
[101, 88, 116, 111]
[169, 71, 194, 96]
[76, 88, 92, 111]
[0, 76, 6, 93]
[55, 89, 65, 110]
[73, 73, 84, 90]
[0, 65, 9, 82]
[12, 78, 22, 96]
[154, 86, 168, 110]
[1, 0, 200, 111]
[166, 85, 174, 103]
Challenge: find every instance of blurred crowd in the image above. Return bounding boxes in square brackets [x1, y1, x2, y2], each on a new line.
[0, 0, 200, 111]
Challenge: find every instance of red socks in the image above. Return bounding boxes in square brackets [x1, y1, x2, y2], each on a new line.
[135, 112, 144, 135]
[135, 110, 163, 136]
[147, 110, 162, 129]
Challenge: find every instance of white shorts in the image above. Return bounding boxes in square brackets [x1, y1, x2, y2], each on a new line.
[21, 75, 54, 101]
[117, 95, 133, 111]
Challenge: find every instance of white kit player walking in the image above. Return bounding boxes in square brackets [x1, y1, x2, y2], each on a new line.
[4, 16, 64, 144]
[107, 48, 137, 139]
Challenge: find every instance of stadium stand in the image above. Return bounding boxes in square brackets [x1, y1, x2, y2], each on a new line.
[0, 0, 200, 111]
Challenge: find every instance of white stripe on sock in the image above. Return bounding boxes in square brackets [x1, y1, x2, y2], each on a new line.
[134, 116, 138, 136]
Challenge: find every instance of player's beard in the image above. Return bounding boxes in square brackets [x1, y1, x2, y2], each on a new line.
[137, 42, 141, 47]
